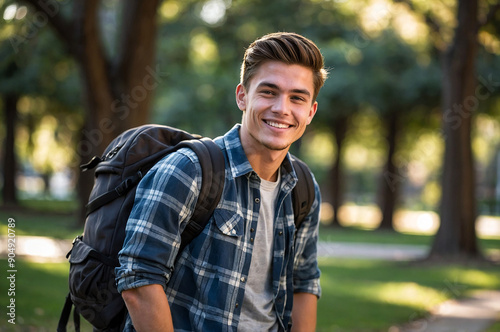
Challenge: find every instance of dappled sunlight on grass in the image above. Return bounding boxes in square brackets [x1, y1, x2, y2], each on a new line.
[0, 259, 93, 331]
[375, 282, 447, 309]
[0, 258, 497, 331]
[0, 209, 81, 239]
[441, 268, 500, 290]
[317, 258, 500, 331]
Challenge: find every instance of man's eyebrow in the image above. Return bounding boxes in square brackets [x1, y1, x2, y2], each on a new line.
[257, 82, 280, 90]
[291, 88, 311, 97]
[257, 82, 311, 97]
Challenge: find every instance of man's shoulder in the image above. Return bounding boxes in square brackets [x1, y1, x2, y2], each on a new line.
[151, 147, 202, 175]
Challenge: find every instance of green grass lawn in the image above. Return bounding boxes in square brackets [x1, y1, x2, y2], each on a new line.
[0, 200, 83, 240]
[0, 258, 498, 331]
[1, 201, 499, 330]
[317, 258, 500, 331]
[0, 259, 94, 331]
[486, 322, 500, 331]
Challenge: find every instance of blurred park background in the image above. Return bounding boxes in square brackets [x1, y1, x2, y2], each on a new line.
[1, 0, 500, 331]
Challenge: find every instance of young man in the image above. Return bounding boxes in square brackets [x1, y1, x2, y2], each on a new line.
[116, 32, 328, 331]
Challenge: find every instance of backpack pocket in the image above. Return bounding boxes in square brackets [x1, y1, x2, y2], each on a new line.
[68, 237, 125, 330]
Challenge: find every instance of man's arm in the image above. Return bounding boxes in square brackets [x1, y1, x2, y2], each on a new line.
[116, 151, 203, 330]
[291, 292, 317, 332]
[121, 284, 174, 332]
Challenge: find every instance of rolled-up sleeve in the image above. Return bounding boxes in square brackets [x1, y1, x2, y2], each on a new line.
[115, 148, 202, 293]
[293, 177, 322, 298]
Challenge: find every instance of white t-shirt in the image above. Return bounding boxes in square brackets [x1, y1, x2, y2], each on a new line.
[238, 172, 280, 331]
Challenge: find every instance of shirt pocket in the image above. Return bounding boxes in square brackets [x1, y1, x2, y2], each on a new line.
[212, 208, 244, 237]
[178, 208, 244, 277]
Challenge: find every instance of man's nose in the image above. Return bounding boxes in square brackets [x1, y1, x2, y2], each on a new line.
[271, 95, 291, 115]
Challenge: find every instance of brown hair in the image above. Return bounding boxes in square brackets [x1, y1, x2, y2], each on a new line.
[240, 32, 328, 101]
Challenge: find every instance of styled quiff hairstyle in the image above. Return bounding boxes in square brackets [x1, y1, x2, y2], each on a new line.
[240, 32, 328, 101]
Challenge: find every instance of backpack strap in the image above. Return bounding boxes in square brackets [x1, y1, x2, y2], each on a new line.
[57, 293, 80, 332]
[85, 171, 144, 217]
[290, 155, 315, 230]
[178, 138, 225, 252]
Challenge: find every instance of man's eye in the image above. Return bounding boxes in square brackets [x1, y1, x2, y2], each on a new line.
[292, 96, 305, 102]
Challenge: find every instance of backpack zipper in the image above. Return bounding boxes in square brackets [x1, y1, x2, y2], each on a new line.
[104, 146, 121, 160]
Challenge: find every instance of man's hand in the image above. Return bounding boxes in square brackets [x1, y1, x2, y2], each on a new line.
[121, 284, 174, 332]
[291, 292, 317, 332]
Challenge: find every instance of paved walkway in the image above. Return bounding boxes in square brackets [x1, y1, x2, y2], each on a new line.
[395, 290, 500, 332]
[1, 236, 499, 331]
[317, 241, 427, 261]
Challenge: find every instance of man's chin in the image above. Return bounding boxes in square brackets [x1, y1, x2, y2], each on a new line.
[262, 142, 290, 151]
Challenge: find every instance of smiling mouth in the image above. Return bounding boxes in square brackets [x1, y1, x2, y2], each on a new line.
[265, 120, 292, 129]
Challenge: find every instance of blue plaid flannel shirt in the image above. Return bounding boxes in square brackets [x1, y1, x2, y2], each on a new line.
[116, 124, 321, 331]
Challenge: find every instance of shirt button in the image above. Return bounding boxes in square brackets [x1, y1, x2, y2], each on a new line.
[235, 303, 239, 308]
[241, 277, 246, 282]
[279, 231, 283, 235]
[250, 228, 255, 232]
[255, 198, 260, 203]
[250, 237, 254, 242]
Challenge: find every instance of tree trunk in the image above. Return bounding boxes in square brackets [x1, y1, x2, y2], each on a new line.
[2, 93, 19, 207]
[21, 0, 160, 223]
[71, 0, 160, 224]
[429, 0, 481, 260]
[377, 111, 400, 231]
[329, 115, 348, 227]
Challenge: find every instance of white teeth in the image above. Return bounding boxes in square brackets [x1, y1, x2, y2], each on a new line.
[266, 121, 289, 129]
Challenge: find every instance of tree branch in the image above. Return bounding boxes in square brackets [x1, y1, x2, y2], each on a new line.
[393, 0, 442, 35]
[71, 0, 113, 107]
[71, 0, 105, 61]
[18, 0, 78, 55]
[479, 3, 500, 27]
[110, 0, 160, 127]
[114, 0, 160, 76]
[393, 0, 447, 50]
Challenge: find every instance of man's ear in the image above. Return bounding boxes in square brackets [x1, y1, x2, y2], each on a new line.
[236, 84, 246, 111]
[306, 101, 318, 125]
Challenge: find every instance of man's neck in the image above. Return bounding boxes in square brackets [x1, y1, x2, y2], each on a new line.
[245, 150, 287, 182]
[238, 126, 289, 181]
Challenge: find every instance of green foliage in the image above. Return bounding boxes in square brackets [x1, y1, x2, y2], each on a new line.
[3, 0, 499, 194]
[0, 1, 83, 178]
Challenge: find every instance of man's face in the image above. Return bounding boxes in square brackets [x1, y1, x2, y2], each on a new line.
[236, 61, 318, 155]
